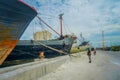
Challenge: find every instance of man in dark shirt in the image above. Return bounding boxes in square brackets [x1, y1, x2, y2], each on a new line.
[87, 48, 91, 63]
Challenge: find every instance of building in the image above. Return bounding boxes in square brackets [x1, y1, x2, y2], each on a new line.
[34, 30, 52, 41]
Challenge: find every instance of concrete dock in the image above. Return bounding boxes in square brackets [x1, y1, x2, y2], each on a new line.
[0, 55, 69, 80]
[38, 51, 120, 80]
[0, 51, 120, 80]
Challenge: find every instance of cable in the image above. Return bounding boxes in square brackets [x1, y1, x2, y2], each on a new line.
[37, 16, 61, 36]
[34, 41, 68, 55]
[62, 19, 72, 34]
[38, 12, 58, 19]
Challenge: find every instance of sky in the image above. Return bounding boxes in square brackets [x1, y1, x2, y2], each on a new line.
[21, 0, 120, 47]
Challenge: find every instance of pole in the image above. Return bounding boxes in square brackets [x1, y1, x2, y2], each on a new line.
[59, 13, 64, 37]
[102, 30, 105, 50]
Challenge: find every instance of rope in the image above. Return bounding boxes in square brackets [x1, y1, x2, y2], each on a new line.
[37, 16, 61, 36]
[63, 19, 72, 34]
[34, 41, 68, 55]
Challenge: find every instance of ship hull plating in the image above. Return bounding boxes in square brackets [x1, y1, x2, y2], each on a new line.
[0, 0, 37, 64]
[6, 37, 74, 61]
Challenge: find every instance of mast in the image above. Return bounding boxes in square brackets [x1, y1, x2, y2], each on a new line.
[59, 13, 64, 37]
[102, 30, 105, 50]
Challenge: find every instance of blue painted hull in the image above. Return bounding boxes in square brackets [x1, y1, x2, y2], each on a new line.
[6, 37, 75, 61]
[0, 0, 37, 64]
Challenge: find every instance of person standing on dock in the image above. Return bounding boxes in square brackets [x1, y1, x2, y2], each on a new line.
[93, 48, 96, 55]
[62, 41, 66, 51]
[87, 48, 91, 63]
[91, 47, 96, 55]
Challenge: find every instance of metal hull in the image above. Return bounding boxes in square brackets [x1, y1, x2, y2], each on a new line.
[6, 37, 75, 61]
[0, 0, 37, 64]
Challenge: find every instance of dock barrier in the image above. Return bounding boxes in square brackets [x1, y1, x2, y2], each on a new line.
[0, 56, 69, 80]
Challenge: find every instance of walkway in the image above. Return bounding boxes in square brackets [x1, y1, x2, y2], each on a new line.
[38, 51, 120, 80]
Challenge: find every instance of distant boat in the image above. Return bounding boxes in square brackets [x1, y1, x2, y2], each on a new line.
[78, 33, 89, 46]
[6, 14, 77, 61]
[0, 0, 37, 65]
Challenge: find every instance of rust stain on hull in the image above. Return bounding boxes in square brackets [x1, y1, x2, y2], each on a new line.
[0, 0, 37, 65]
[0, 40, 18, 65]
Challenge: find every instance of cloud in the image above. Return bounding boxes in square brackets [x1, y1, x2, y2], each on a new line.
[21, 0, 120, 46]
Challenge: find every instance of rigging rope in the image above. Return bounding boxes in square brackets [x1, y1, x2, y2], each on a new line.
[37, 16, 61, 37]
[35, 18, 50, 40]
[36, 18, 46, 30]
[34, 41, 68, 55]
[63, 24, 67, 35]
[63, 19, 72, 34]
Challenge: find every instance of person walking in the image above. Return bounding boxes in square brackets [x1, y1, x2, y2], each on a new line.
[91, 47, 96, 55]
[87, 48, 91, 63]
[93, 48, 96, 55]
[62, 41, 66, 51]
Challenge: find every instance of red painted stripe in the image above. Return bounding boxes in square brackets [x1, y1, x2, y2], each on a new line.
[18, 0, 37, 12]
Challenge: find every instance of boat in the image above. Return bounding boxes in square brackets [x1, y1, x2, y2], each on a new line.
[0, 0, 37, 65]
[78, 33, 89, 46]
[6, 14, 77, 61]
[6, 35, 76, 60]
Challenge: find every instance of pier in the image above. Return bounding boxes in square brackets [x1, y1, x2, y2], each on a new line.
[38, 51, 120, 80]
[0, 56, 69, 80]
[0, 51, 120, 80]
[0, 0, 120, 80]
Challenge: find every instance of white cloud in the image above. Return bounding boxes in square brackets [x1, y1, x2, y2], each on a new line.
[21, 0, 120, 46]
